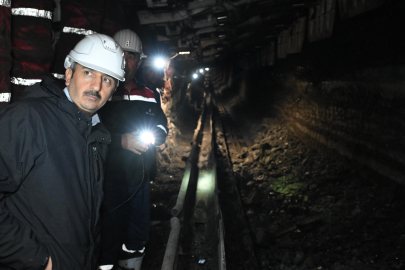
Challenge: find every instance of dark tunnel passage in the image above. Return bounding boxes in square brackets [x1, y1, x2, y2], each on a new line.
[0, 0, 405, 270]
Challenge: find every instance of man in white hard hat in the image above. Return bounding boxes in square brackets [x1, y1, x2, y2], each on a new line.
[98, 29, 168, 270]
[0, 33, 125, 270]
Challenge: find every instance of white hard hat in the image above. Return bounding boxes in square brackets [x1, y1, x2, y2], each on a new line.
[64, 33, 126, 81]
[113, 29, 147, 59]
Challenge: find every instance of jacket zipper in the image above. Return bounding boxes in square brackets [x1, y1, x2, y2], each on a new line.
[92, 146, 98, 161]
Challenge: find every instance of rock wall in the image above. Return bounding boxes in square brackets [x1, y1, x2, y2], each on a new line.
[280, 72, 405, 184]
[213, 1, 405, 184]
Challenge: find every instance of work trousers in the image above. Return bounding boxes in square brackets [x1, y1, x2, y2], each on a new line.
[99, 179, 151, 265]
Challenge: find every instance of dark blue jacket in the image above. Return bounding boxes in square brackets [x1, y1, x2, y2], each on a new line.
[0, 77, 110, 269]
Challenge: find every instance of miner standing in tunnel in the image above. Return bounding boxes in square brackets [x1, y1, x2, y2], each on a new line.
[97, 29, 168, 270]
[0, 33, 125, 269]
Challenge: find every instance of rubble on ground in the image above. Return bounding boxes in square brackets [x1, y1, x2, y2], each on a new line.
[228, 118, 405, 270]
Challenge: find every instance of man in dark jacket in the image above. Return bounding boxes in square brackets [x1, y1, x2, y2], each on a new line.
[98, 29, 168, 270]
[0, 33, 125, 270]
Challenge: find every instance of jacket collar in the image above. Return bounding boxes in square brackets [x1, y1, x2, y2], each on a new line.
[37, 76, 107, 140]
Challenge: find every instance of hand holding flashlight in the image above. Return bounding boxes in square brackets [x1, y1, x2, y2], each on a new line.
[121, 130, 149, 155]
[140, 131, 155, 145]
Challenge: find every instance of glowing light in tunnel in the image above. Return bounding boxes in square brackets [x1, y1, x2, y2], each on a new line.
[197, 173, 214, 192]
[140, 131, 155, 145]
[154, 58, 165, 69]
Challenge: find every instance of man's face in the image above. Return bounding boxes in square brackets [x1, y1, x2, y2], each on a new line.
[65, 64, 116, 116]
[124, 51, 142, 82]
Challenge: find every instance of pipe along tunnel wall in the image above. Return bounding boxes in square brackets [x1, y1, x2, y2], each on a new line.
[213, 0, 405, 185]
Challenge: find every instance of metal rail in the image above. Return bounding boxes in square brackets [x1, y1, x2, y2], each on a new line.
[171, 97, 206, 217]
[210, 111, 227, 270]
[161, 94, 226, 270]
[217, 107, 238, 149]
[212, 104, 259, 269]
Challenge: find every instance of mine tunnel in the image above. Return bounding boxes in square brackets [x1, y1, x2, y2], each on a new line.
[0, 0, 404, 269]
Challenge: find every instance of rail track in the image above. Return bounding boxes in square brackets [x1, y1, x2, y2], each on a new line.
[157, 94, 225, 270]
[143, 92, 257, 270]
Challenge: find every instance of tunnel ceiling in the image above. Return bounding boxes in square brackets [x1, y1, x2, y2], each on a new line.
[119, 0, 313, 65]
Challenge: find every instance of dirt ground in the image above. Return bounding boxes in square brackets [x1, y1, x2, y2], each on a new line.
[227, 117, 405, 270]
[143, 99, 405, 270]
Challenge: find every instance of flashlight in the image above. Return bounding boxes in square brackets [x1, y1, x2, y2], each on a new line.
[193, 73, 198, 79]
[140, 131, 155, 145]
[199, 68, 204, 73]
[154, 58, 165, 69]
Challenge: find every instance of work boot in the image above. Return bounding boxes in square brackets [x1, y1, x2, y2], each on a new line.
[117, 246, 145, 270]
[98, 265, 114, 270]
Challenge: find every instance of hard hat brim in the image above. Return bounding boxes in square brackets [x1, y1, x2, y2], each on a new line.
[66, 55, 125, 82]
